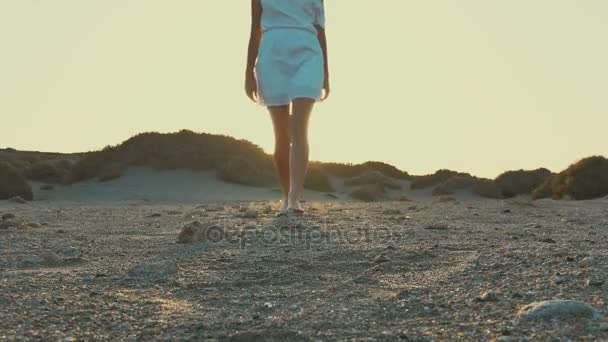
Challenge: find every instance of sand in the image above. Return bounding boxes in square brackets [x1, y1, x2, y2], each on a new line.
[1, 168, 607, 340]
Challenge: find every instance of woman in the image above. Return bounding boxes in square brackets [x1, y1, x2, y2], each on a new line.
[244, 0, 330, 216]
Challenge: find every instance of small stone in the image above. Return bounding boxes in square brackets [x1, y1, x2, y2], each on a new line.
[475, 291, 499, 302]
[128, 260, 178, 280]
[585, 278, 604, 287]
[554, 276, 565, 285]
[147, 213, 162, 218]
[496, 337, 518, 342]
[374, 254, 391, 264]
[263, 302, 273, 309]
[517, 300, 599, 321]
[9, 196, 28, 203]
[240, 209, 259, 219]
[1, 213, 14, 220]
[40, 250, 61, 264]
[579, 256, 595, 268]
[502, 209, 511, 213]
[540, 238, 557, 244]
[177, 221, 220, 243]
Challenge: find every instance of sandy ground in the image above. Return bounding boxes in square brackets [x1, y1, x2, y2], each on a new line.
[1, 170, 608, 341]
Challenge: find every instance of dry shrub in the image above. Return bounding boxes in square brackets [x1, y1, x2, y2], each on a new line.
[218, 157, 276, 187]
[432, 176, 478, 196]
[344, 170, 402, 190]
[495, 168, 552, 198]
[534, 156, 608, 200]
[349, 184, 387, 202]
[24, 160, 71, 183]
[98, 163, 125, 182]
[0, 161, 33, 200]
[472, 179, 503, 199]
[304, 167, 334, 192]
[64, 130, 274, 186]
[410, 169, 468, 190]
[318, 161, 410, 180]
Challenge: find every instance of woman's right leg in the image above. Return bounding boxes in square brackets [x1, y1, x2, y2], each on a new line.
[267, 105, 291, 212]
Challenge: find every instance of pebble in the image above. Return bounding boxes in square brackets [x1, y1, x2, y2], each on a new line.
[540, 238, 557, 244]
[496, 337, 518, 342]
[475, 291, 499, 302]
[128, 260, 178, 279]
[579, 256, 595, 268]
[40, 250, 61, 264]
[1, 213, 15, 220]
[517, 300, 598, 321]
[374, 254, 391, 264]
[553, 276, 565, 285]
[585, 278, 604, 287]
[240, 210, 259, 219]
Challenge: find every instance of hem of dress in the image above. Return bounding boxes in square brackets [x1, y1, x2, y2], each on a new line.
[257, 95, 322, 107]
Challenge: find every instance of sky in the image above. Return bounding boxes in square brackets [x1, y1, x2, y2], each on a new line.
[1, 0, 607, 178]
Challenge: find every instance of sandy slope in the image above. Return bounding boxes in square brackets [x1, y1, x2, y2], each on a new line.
[1, 193, 607, 340]
[29, 166, 466, 204]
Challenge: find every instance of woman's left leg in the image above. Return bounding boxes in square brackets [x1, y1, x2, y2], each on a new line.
[287, 98, 315, 211]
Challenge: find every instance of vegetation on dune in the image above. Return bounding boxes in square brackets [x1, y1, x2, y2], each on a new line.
[0, 161, 33, 200]
[495, 168, 552, 198]
[410, 169, 470, 190]
[532, 156, 608, 200]
[2, 132, 606, 201]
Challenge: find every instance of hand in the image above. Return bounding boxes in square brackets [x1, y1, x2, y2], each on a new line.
[321, 75, 330, 101]
[244, 69, 258, 103]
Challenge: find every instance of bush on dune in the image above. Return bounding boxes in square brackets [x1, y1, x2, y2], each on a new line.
[495, 168, 552, 198]
[349, 184, 387, 202]
[318, 161, 410, 180]
[431, 175, 503, 199]
[532, 156, 608, 200]
[410, 169, 469, 190]
[343, 170, 402, 190]
[0, 161, 33, 200]
[218, 157, 276, 187]
[304, 166, 334, 192]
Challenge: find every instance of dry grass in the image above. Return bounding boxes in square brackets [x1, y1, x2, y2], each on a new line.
[495, 168, 552, 198]
[0, 161, 33, 200]
[532, 155, 608, 200]
[410, 169, 470, 190]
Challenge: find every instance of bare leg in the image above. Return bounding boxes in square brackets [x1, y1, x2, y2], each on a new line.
[288, 98, 314, 211]
[267, 105, 291, 212]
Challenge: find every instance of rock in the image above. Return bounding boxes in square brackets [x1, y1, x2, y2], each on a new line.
[147, 213, 162, 218]
[40, 250, 61, 264]
[128, 260, 178, 280]
[240, 209, 259, 219]
[263, 302, 273, 309]
[585, 278, 604, 287]
[517, 300, 599, 321]
[579, 256, 595, 268]
[554, 276, 565, 285]
[177, 221, 219, 243]
[9, 196, 28, 204]
[496, 336, 518, 342]
[502, 209, 511, 214]
[374, 254, 391, 264]
[540, 238, 557, 244]
[475, 291, 499, 302]
[424, 223, 448, 230]
[1, 213, 15, 220]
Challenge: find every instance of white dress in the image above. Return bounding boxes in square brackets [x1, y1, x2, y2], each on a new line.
[255, 0, 326, 106]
